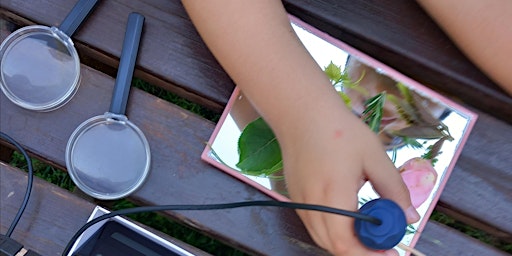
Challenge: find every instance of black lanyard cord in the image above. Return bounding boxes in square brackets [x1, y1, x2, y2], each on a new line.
[62, 200, 380, 255]
[0, 132, 34, 238]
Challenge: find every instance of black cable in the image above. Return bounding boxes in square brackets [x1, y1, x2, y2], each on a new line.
[62, 200, 381, 255]
[0, 134, 390, 255]
[0, 132, 383, 254]
[0, 132, 34, 238]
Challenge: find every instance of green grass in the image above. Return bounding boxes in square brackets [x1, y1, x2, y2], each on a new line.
[430, 211, 512, 253]
[10, 153, 75, 191]
[132, 78, 221, 123]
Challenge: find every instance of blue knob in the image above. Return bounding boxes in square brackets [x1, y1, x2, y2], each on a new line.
[355, 199, 407, 250]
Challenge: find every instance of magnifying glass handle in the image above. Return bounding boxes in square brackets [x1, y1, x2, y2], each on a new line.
[110, 13, 145, 115]
[59, 0, 99, 36]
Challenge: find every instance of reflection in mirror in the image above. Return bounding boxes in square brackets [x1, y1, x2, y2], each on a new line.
[202, 15, 477, 255]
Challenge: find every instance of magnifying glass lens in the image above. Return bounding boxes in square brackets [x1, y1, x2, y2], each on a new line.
[0, 27, 80, 110]
[68, 119, 150, 198]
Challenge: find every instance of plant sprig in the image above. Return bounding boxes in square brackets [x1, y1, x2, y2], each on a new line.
[362, 92, 386, 133]
[324, 61, 367, 108]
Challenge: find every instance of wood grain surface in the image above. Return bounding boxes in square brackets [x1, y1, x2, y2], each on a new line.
[1, 163, 96, 255]
[1, 0, 511, 255]
[0, 163, 213, 255]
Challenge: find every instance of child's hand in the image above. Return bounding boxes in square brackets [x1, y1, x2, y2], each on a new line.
[182, 1, 420, 254]
[279, 110, 420, 255]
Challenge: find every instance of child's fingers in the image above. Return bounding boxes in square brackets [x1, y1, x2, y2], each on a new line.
[295, 178, 398, 256]
[363, 145, 420, 223]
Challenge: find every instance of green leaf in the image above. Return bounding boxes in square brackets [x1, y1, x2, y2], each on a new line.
[324, 61, 343, 83]
[402, 137, 423, 149]
[406, 224, 417, 235]
[396, 82, 414, 105]
[342, 69, 365, 88]
[236, 117, 284, 176]
[422, 137, 446, 162]
[362, 92, 386, 133]
[338, 91, 352, 108]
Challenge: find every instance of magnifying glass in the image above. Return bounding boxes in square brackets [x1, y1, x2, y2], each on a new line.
[65, 13, 150, 200]
[0, 0, 99, 111]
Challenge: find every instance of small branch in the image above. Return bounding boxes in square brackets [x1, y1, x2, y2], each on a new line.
[397, 243, 427, 256]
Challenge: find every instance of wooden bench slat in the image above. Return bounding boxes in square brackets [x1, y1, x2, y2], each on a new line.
[0, 163, 213, 255]
[416, 221, 509, 256]
[2, 164, 505, 256]
[1, 162, 96, 255]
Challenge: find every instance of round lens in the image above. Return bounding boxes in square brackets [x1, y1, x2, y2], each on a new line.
[66, 116, 151, 199]
[0, 26, 80, 111]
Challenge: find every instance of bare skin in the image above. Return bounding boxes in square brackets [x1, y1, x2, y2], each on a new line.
[417, 0, 512, 95]
[181, 1, 420, 255]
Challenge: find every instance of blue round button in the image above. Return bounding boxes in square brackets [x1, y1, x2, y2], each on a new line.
[354, 199, 407, 250]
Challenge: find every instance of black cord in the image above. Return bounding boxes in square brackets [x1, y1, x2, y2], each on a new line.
[0, 132, 382, 255]
[62, 200, 381, 255]
[0, 132, 389, 255]
[0, 132, 34, 238]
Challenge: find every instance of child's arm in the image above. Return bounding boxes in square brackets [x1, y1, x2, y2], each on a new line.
[417, 0, 512, 95]
[181, 1, 419, 255]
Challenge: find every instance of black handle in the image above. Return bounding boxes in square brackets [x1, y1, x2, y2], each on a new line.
[109, 13, 145, 115]
[59, 0, 99, 36]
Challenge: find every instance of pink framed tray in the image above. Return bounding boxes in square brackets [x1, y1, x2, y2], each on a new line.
[201, 15, 477, 255]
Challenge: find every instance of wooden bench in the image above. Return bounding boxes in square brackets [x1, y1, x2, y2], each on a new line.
[1, 0, 511, 255]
